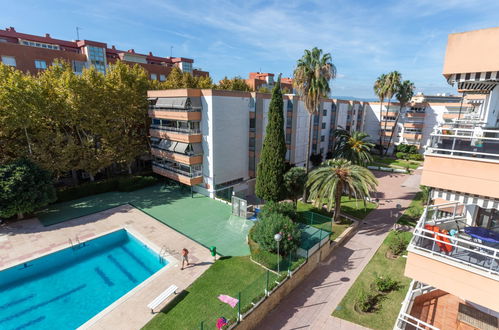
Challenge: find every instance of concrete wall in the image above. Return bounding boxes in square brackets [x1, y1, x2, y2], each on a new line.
[210, 95, 251, 186]
[443, 27, 499, 75]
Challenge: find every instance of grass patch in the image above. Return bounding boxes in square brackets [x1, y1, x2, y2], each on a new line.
[298, 197, 376, 221]
[371, 156, 421, 170]
[396, 191, 424, 227]
[249, 237, 305, 272]
[332, 231, 412, 330]
[143, 256, 276, 330]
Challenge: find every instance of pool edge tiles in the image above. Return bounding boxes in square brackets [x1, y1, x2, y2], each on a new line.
[0, 228, 174, 330]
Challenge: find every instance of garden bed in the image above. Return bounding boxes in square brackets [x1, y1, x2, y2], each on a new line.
[297, 197, 377, 221]
[332, 231, 413, 330]
[396, 191, 424, 227]
[370, 156, 421, 170]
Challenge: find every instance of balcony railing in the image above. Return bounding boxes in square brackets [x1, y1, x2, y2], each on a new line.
[395, 281, 440, 330]
[409, 202, 499, 276]
[426, 127, 499, 162]
[149, 105, 201, 112]
[150, 125, 201, 134]
[151, 145, 202, 157]
[152, 161, 202, 178]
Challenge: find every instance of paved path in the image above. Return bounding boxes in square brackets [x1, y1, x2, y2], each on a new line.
[259, 170, 421, 330]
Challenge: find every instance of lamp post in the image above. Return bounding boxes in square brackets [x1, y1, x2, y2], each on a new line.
[274, 233, 282, 273]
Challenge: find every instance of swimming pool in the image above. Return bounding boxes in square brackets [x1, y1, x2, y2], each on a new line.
[0, 229, 168, 330]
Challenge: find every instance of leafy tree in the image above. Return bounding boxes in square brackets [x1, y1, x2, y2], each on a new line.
[216, 76, 252, 91]
[217, 76, 232, 90]
[333, 130, 374, 166]
[164, 66, 184, 89]
[293, 47, 336, 171]
[255, 77, 287, 202]
[258, 86, 271, 93]
[283, 167, 307, 206]
[307, 159, 378, 228]
[374, 72, 401, 155]
[251, 212, 301, 255]
[196, 75, 214, 88]
[385, 80, 415, 155]
[182, 72, 197, 88]
[0, 158, 56, 219]
[259, 201, 297, 220]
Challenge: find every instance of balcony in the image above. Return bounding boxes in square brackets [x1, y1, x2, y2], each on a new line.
[395, 281, 499, 330]
[152, 162, 202, 186]
[405, 202, 499, 311]
[149, 128, 202, 143]
[148, 109, 201, 121]
[151, 147, 202, 165]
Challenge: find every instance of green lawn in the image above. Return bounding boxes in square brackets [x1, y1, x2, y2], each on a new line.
[332, 231, 413, 330]
[297, 197, 377, 221]
[143, 256, 276, 330]
[396, 191, 424, 227]
[371, 156, 421, 170]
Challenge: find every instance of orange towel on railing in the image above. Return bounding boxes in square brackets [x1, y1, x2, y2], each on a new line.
[424, 225, 453, 253]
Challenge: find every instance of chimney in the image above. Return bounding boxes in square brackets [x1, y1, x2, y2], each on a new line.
[45, 33, 51, 38]
[149, 51, 153, 56]
[6, 27, 16, 32]
[111, 45, 116, 50]
[128, 49, 135, 53]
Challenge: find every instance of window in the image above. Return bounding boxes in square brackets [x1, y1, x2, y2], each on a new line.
[323, 109, 327, 116]
[181, 62, 193, 73]
[286, 115, 292, 128]
[150, 73, 158, 80]
[286, 133, 291, 144]
[321, 122, 326, 129]
[34, 60, 47, 69]
[249, 118, 256, 131]
[249, 137, 255, 149]
[72, 60, 87, 74]
[87, 46, 106, 73]
[320, 147, 324, 154]
[159, 74, 166, 81]
[320, 135, 325, 142]
[1, 56, 16, 67]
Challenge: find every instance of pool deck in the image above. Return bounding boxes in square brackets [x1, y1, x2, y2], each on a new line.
[0, 204, 213, 330]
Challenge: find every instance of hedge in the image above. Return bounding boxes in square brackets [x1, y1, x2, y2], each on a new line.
[56, 175, 159, 202]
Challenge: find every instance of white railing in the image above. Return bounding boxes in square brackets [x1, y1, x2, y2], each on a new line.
[409, 203, 499, 276]
[152, 162, 202, 178]
[150, 125, 201, 134]
[149, 105, 201, 112]
[151, 146, 202, 157]
[394, 280, 439, 330]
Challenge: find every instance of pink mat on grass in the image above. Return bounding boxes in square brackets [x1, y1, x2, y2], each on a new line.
[218, 294, 239, 308]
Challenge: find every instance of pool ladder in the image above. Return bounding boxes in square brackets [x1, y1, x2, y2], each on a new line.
[68, 236, 86, 251]
[159, 245, 168, 264]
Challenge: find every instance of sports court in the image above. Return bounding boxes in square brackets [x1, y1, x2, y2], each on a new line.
[36, 184, 253, 256]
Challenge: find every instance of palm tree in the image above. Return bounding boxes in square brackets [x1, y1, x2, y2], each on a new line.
[381, 71, 401, 153]
[307, 159, 378, 228]
[373, 74, 387, 155]
[332, 130, 374, 166]
[294, 47, 336, 171]
[385, 80, 415, 155]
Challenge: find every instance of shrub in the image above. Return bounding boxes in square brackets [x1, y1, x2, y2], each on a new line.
[259, 201, 296, 220]
[396, 144, 418, 154]
[117, 176, 158, 192]
[356, 289, 379, 313]
[388, 231, 410, 256]
[395, 152, 407, 159]
[56, 175, 159, 202]
[252, 212, 301, 255]
[408, 153, 424, 161]
[374, 275, 400, 293]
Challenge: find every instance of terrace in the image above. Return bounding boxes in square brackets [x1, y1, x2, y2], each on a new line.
[409, 201, 499, 276]
[426, 127, 499, 162]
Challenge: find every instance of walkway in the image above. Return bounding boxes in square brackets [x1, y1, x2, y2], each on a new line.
[259, 170, 422, 330]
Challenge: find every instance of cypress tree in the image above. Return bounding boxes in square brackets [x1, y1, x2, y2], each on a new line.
[255, 76, 287, 202]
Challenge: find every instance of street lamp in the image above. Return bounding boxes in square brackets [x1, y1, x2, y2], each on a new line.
[274, 233, 283, 273]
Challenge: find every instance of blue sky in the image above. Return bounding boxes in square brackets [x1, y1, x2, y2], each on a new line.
[1, 0, 498, 98]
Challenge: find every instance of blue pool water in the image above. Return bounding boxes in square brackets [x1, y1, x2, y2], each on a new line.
[0, 229, 167, 330]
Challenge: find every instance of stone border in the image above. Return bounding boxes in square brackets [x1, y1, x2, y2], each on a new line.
[234, 220, 360, 330]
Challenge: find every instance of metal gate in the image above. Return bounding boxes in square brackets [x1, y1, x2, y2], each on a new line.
[231, 196, 247, 218]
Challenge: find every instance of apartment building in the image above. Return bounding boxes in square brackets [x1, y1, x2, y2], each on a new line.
[395, 27, 499, 330]
[147, 89, 363, 199]
[363, 94, 487, 153]
[0, 27, 208, 79]
[245, 72, 294, 92]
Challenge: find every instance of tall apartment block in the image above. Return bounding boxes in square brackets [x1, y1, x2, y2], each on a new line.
[0, 27, 208, 79]
[245, 72, 294, 92]
[147, 89, 364, 199]
[395, 27, 499, 330]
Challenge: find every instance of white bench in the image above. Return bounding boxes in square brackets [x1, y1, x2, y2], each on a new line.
[147, 284, 178, 313]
